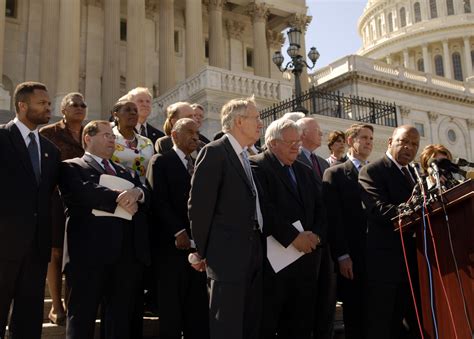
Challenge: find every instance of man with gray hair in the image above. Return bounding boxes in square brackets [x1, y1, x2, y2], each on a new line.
[281, 111, 306, 122]
[189, 96, 264, 339]
[251, 118, 325, 339]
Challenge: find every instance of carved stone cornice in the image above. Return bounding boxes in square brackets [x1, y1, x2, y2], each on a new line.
[145, 0, 158, 20]
[399, 106, 410, 117]
[267, 29, 285, 49]
[247, 3, 270, 22]
[226, 19, 245, 40]
[288, 13, 312, 32]
[205, 0, 226, 11]
[427, 111, 438, 122]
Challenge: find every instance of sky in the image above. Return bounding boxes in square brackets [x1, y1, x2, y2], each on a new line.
[281, 0, 368, 69]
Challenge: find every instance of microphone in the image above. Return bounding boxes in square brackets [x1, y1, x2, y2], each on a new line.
[433, 158, 467, 177]
[409, 162, 426, 193]
[453, 157, 474, 168]
[427, 158, 443, 195]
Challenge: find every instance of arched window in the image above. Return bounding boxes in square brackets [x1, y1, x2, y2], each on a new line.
[452, 52, 463, 81]
[465, 0, 472, 13]
[447, 0, 455, 15]
[376, 18, 382, 37]
[387, 13, 394, 32]
[434, 55, 444, 76]
[417, 59, 425, 72]
[400, 7, 407, 27]
[430, 0, 438, 18]
[414, 2, 422, 22]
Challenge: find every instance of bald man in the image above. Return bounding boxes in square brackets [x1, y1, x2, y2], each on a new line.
[358, 125, 421, 339]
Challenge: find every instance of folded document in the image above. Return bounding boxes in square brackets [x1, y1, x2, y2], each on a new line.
[92, 174, 134, 220]
[266, 220, 305, 273]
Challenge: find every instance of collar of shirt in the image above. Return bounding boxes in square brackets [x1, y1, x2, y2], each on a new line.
[249, 144, 259, 155]
[299, 146, 314, 162]
[172, 145, 189, 168]
[135, 122, 147, 131]
[85, 151, 112, 170]
[13, 117, 39, 145]
[225, 133, 247, 167]
[385, 150, 407, 171]
[347, 154, 367, 171]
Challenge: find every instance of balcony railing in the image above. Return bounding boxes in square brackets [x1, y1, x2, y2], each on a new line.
[260, 87, 398, 131]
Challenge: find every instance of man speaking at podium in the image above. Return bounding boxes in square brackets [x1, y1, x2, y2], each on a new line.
[358, 125, 421, 339]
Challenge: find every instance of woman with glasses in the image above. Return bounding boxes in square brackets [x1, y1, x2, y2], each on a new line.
[110, 99, 154, 184]
[39, 92, 87, 325]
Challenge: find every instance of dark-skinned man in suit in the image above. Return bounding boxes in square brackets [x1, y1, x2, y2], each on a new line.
[147, 118, 209, 339]
[322, 123, 374, 339]
[0, 81, 60, 339]
[189, 96, 264, 339]
[251, 118, 324, 339]
[59, 120, 150, 339]
[359, 125, 421, 339]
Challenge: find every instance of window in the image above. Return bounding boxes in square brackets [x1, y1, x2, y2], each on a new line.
[400, 7, 407, 27]
[447, 0, 455, 15]
[120, 20, 127, 41]
[414, 2, 422, 22]
[5, 0, 16, 18]
[452, 52, 463, 81]
[246, 48, 254, 68]
[434, 55, 444, 76]
[174, 31, 180, 53]
[447, 129, 457, 143]
[465, 0, 472, 13]
[376, 18, 382, 38]
[205, 39, 209, 59]
[415, 123, 425, 137]
[471, 50, 474, 67]
[387, 13, 394, 32]
[417, 59, 425, 72]
[430, 0, 438, 18]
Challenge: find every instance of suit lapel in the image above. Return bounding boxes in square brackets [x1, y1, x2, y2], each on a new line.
[383, 155, 413, 192]
[39, 136, 51, 183]
[8, 122, 37, 184]
[223, 138, 253, 193]
[344, 159, 359, 181]
[83, 153, 106, 174]
[267, 152, 302, 204]
[170, 149, 191, 179]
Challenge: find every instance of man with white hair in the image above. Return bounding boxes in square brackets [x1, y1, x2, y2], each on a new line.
[281, 111, 306, 122]
[251, 118, 325, 339]
[189, 96, 264, 339]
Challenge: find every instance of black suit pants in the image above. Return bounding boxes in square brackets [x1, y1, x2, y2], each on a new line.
[0, 248, 47, 339]
[155, 252, 209, 339]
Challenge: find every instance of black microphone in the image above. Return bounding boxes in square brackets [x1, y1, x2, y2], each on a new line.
[409, 162, 425, 192]
[453, 157, 474, 168]
[434, 158, 467, 177]
[427, 158, 443, 194]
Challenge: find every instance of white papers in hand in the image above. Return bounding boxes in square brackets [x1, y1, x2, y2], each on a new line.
[266, 220, 305, 273]
[92, 174, 134, 220]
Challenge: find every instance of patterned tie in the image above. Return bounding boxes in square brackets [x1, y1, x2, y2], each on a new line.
[401, 167, 415, 188]
[139, 124, 147, 137]
[241, 150, 256, 195]
[185, 154, 194, 176]
[101, 159, 116, 175]
[310, 153, 322, 178]
[28, 132, 41, 184]
[285, 165, 298, 191]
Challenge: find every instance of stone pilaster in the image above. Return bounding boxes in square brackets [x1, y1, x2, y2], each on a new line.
[463, 36, 473, 77]
[39, 0, 59, 98]
[207, 0, 226, 68]
[403, 49, 409, 68]
[159, 0, 176, 93]
[102, 0, 121, 115]
[55, 0, 81, 113]
[127, 0, 146, 90]
[289, 14, 312, 92]
[249, 3, 270, 77]
[185, 0, 204, 77]
[421, 44, 432, 74]
[442, 40, 452, 79]
[0, 0, 9, 109]
[226, 19, 245, 72]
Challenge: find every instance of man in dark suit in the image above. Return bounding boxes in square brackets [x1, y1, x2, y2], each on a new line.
[188, 96, 264, 339]
[0, 81, 60, 339]
[251, 118, 324, 339]
[322, 123, 374, 339]
[59, 120, 150, 339]
[295, 117, 336, 339]
[127, 87, 165, 145]
[147, 118, 209, 339]
[358, 125, 421, 339]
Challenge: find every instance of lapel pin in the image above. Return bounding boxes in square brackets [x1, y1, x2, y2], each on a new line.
[44, 153, 49, 158]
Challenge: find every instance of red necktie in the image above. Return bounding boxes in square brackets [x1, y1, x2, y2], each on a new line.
[310, 153, 322, 178]
[101, 159, 116, 175]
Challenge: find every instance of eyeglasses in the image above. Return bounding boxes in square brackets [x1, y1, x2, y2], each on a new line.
[278, 139, 302, 147]
[241, 115, 262, 122]
[96, 132, 116, 140]
[69, 102, 87, 108]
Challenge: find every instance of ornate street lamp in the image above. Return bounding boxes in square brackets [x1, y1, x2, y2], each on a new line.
[272, 28, 320, 114]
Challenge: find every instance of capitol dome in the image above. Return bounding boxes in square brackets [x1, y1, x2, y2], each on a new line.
[357, 0, 474, 81]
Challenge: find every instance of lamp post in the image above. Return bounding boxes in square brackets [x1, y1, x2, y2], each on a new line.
[272, 27, 319, 114]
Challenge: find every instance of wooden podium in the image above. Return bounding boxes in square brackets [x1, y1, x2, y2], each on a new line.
[395, 179, 473, 338]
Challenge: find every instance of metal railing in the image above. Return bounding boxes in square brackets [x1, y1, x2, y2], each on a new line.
[260, 87, 398, 131]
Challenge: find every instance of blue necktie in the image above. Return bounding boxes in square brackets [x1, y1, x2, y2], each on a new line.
[28, 132, 41, 184]
[285, 165, 297, 191]
[241, 150, 256, 196]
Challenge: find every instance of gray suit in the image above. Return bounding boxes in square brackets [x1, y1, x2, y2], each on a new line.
[189, 135, 263, 339]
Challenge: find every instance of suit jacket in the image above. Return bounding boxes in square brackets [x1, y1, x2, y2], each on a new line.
[59, 154, 150, 267]
[189, 136, 261, 282]
[358, 155, 417, 284]
[154, 135, 173, 155]
[297, 151, 329, 189]
[145, 123, 165, 146]
[251, 151, 326, 247]
[198, 133, 210, 145]
[148, 149, 192, 254]
[0, 121, 61, 261]
[322, 159, 368, 264]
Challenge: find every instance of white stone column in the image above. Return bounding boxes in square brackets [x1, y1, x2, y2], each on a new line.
[267, 30, 285, 79]
[185, 0, 204, 77]
[442, 40, 453, 79]
[127, 0, 146, 90]
[422, 44, 432, 73]
[403, 49, 410, 68]
[102, 0, 121, 115]
[463, 36, 473, 77]
[40, 0, 59, 98]
[208, 0, 226, 68]
[386, 54, 393, 65]
[289, 14, 313, 92]
[55, 0, 81, 113]
[250, 3, 269, 77]
[226, 19, 245, 72]
[0, 0, 10, 109]
[159, 0, 176, 93]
